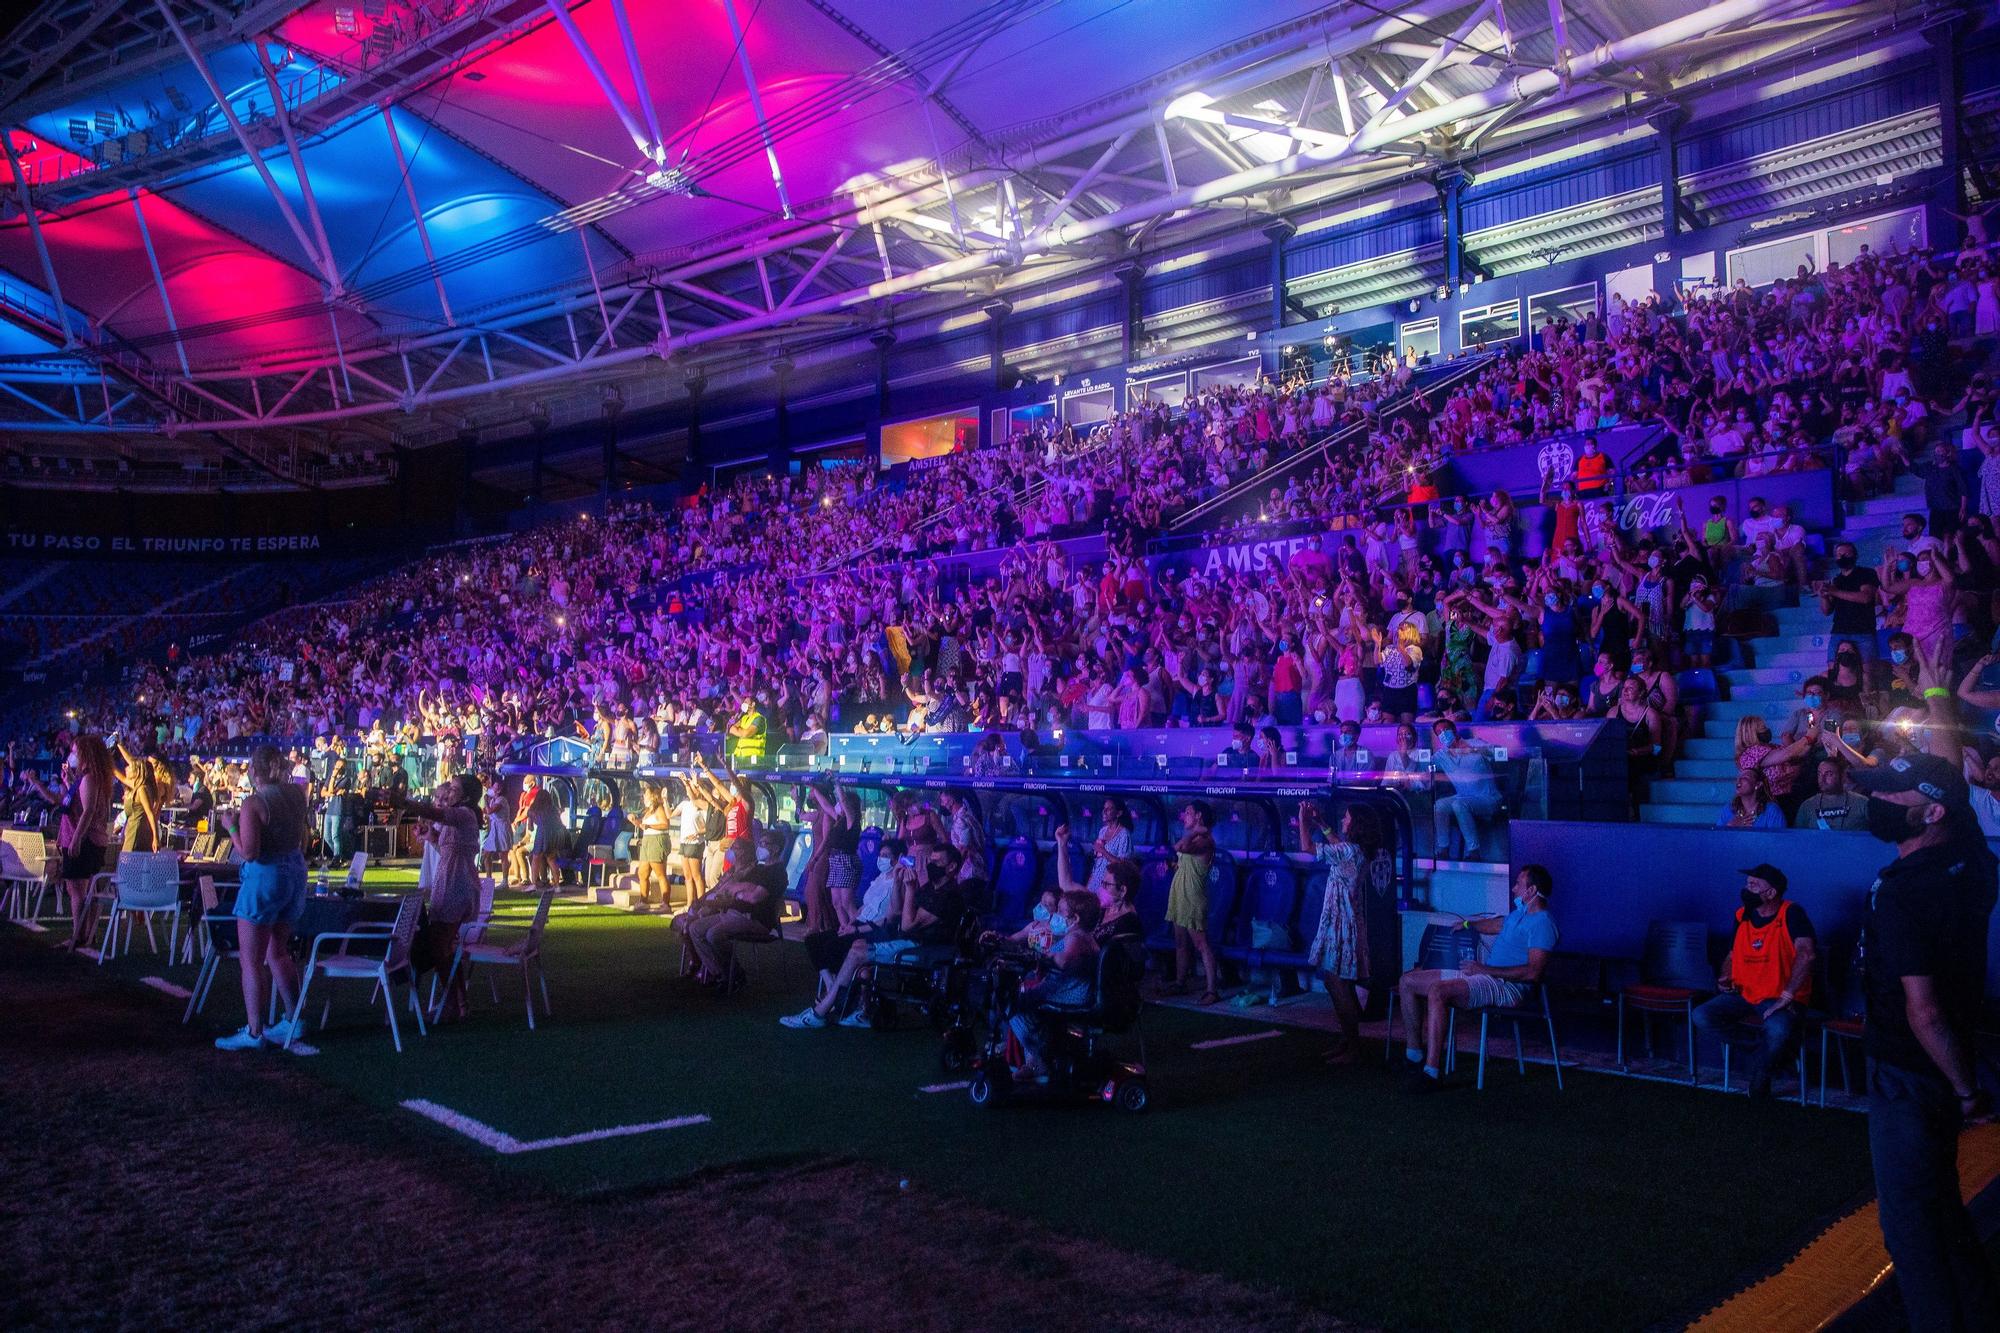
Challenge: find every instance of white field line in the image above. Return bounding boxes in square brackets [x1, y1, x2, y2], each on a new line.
[918, 1080, 971, 1094]
[400, 1098, 709, 1154]
[1190, 1028, 1283, 1051]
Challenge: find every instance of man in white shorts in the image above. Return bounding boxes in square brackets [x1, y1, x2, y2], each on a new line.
[1396, 864, 1559, 1089]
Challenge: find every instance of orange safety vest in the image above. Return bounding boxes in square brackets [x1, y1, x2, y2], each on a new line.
[1729, 901, 1810, 1006]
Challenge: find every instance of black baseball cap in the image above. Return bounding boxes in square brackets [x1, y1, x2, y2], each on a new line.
[1850, 753, 1969, 807]
[1738, 863, 1788, 893]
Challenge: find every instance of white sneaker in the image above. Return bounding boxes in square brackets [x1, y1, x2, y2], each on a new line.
[838, 1009, 872, 1029]
[778, 1006, 826, 1030]
[214, 1026, 265, 1051]
[265, 1017, 302, 1045]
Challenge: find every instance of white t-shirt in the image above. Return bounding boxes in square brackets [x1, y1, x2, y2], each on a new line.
[675, 798, 703, 841]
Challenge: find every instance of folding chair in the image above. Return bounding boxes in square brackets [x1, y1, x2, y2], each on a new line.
[1616, 920, 1715, 1083]
[1383, 923, 1476, 1064]
[438, 889, 555, 1028]
[290, 894, 427, 1053]
[183, 878, 241, 1025]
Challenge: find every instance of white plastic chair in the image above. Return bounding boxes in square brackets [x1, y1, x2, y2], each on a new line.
[0, 829, 53, 920]
[437, 889, 555, 1030]
[425, 876, 498, 1016]
[290, 894, 427, 1053]
[99, 852, 183, 964]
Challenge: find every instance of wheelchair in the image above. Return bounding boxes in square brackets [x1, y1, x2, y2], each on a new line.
[859, 909, 982, 1033]
[965, 939, 1149, 1112]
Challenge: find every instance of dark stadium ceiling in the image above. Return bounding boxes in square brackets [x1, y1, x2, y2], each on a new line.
[0, 0, 1934, 481]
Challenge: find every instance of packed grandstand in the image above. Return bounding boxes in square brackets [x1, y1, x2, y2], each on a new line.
[5, 2, 2000, 1330]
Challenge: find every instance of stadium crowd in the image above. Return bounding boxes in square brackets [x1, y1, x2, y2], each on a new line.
[0, 242, 1994, 843]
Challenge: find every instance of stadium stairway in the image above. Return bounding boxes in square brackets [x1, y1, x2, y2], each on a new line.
[1639, 473, 1926, 826]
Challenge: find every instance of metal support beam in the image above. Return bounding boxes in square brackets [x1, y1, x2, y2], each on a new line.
[151, 0, 338, 291]
[254, 40, 341, 295]
[541, 0, 654, 159]
[605, 0, 666, 164]
[1263, 219, 1294, 334]
[1436, 165, 1468, 288]
[380, 103, 454, 326]
[1, 129, 74, 345]
[1027, 130, 1135, 244]
[1648, 104, 1686, 240]
[1926, 11, 1967, 221]
[129, 188, 189, 377]
[720, 0, 792, 217]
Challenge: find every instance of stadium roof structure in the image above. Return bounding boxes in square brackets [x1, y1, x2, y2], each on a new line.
[0, 0, 1933, 483]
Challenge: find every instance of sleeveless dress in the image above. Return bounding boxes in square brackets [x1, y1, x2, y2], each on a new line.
[1165, 840, 1214, 931]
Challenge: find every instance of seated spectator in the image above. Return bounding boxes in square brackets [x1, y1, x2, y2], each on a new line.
[1795, 758, 1867, 830]
[673, 829, 785, 987]
[1396, 863, 1557, 1089]
[779, 841, 964, 1029]
[1430, 721, 1501, 859]
[1718, 768, 1784, 829]
[1692, 863, 1816, 1099]
[1006, 891, 1104, 1079]
[799, 836, 905, 1004]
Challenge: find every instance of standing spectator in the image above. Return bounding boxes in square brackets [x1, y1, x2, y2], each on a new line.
[213, 746, 310, 1050]
[1815, 542, 1881, 665]
[1164, 800, 1221, 1005]
[1852, 753, 1999, 1330]
[392, 773, 486, 1023]
[22, 737, 112, 953]
[1298, 799, 1380, 1064]
[1691, 863, 1816, 1099]
[1912, 443, 1968, 541]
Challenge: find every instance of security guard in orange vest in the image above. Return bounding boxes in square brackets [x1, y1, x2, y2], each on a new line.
[1692, 862, 1816, 1100]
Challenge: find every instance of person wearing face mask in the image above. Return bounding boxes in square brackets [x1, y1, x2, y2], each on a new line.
[1912, 441, 1968, 542]
[1883, 540, 1956, 667]
[1397, 864, 1557, 1090]
[1848, 752, 1999, 1329]
[1691, 864, 1816, 1100]
[1331, 722, 1367, 776]
[783, 836, 916, 1030]
[1005, 890, 1104, 1080]
[1429, 722, 1500, 858]
[674, 828, 786, 989]
[1814, 539, 1879, 663]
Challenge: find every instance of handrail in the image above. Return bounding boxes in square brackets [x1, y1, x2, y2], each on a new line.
[1167, 351, 1497, 536]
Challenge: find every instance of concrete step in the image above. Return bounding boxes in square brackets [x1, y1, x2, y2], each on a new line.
[1702, 699, 1798, 722]
[1720, 666, 1815, 686]
[1756, 647, 1833, 669]
[1682, 737, 1735, 760]
[1649, 778, 1734, 803]
[1724, 682, 1809, 701]
[1641, 803, 1719, 825]
[1673, 758, 1739, 779]
[1844, 504, 1911, 526]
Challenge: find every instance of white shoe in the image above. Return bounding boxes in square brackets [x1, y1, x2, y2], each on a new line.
[214, 1026, 265, 1051]
[779, 1006, 827, 1029]
[838, 1009, 872, 1029]
[265, 1017, 302, 1045]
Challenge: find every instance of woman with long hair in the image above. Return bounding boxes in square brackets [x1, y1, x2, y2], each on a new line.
[214, 745, 309, 1050]
[24, 734, 113, 952]
[633, 783, 673, 908]
[394, 772, 487, 1022]
[1299, 799, 1382, 1064]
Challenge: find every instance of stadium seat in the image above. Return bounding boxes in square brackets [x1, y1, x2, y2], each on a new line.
[1258, 866, 1329, 985]
[1615, 920, 1716, 1083]
[991, 837, 1039, 928]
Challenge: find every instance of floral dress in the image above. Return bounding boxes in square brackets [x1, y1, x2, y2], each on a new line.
[1308, 839, 1368, 980]
[1439, 619, 1478, 700]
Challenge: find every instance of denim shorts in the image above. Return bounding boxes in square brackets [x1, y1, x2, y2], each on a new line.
[235, 849, 307, 928]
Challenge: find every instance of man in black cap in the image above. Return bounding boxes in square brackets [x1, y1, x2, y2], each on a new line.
[1851, 751, 1999, 1330]
[1692, 863, 1816, 1099]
